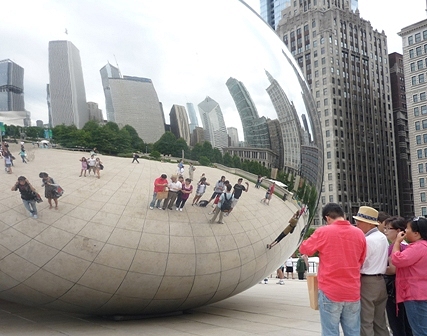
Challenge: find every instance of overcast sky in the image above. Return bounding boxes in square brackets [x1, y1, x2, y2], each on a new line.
[0, 0, 426, 139]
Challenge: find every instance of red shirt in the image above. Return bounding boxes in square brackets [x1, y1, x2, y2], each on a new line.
[153, 177, 168, 192]
[299, 219, 367, 301]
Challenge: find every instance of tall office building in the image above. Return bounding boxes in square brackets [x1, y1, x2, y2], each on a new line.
[260, 0, 291, 29]
[170, 104, 191, 145]
[399, 20, 427, 216]
[388, 52, 413, 218]
[87, 102, 103, 122]
[276, 0, 398, 218]
[186, 102, 199, 133]
[100, 63, 165, 143]
[226, 77, 271, 148]
[0, 59, 25, 111]
[48, 40, 88, 129]
[198, 96, 228, 150]
[227, 127, 239, 146]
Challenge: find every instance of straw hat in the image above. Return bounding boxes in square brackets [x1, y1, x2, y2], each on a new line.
[353, 206, 379, 225]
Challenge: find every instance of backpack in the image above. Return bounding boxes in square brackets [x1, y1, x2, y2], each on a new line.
[220, 193, 232, 212]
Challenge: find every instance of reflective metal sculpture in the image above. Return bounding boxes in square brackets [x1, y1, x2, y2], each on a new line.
[0, 0, 323, 315]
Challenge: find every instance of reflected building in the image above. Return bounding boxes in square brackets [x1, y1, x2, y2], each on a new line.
[223, 146, 278, 170]
[170, 104, 191, 145]
[265, 70, 302, 174]
[278, 0, 398, 217]
[266, 118, 284, 169]
[191, 126, 205, 146]
[260, 0, 291, 29]
[226, 77, 270, 148]
[87, 102, 103, 122]
[227, 127, 239, 147]
[198, 96, 228, 150]
[186, 103, 199, 133]
[48, 40, 88, 129]
[0, 59, 25, 112]
[100, 63, 165, 143]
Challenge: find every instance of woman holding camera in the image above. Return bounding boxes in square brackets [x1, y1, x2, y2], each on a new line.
[11, 176, 38, 218]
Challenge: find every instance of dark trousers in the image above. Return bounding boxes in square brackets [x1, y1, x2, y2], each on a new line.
[132, 158, 139, 163]
[386, 296, 413, 336]
[298, 272, 305, 280]
[176, 198, 187, 209]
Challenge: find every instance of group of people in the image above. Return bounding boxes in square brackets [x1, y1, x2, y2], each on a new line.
[149, 172, 249, 224]
[1, 141, 16, 173]
[79, 154, 103, 178]
[299, 203, 427, 336]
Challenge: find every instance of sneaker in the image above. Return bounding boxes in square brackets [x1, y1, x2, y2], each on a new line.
[157, 207, 162, 210]
[179, 208, 183, 212]
[216, 221, 223, 224]
[29, 213, 34, 217]
[149, 206, 154, 210]
[277, 280, 284, 285]
[263, 278, 268, 284]
[33, 215, 38, 219]
[224, 213, 229, 217]
[176, 208, 179, 211]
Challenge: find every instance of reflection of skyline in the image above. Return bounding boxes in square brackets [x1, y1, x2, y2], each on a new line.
[198, 96, 228, 150]
[265, 69, 302, 174]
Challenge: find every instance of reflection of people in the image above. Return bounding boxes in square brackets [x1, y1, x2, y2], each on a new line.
[267, 211, 299, 249]
[132, 153, 140, 163]
[285, 257, 294, 279]
[228, 178, 248, 215]
[392, 217, 427, 336]
[149, 174, 168, 210]
[355, 206, 389, 336]
[12, 176, 38, 219]
[261, 182, 275, 205]
[300, 203, 367, 336]
[39, 172, 59, 210]
[207, 176, 225, 206]
[296, 254, 307, 280]
[209, 184, 233, 224]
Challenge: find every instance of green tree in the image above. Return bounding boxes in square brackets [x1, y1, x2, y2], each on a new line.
[190, 143, 203, 161]
[201, 141, 213, 160]
[173, 138, 189, 157]
[232, 155, 241, 168]
[153, 131, 177, 155]
[122, 125, 145, 150]
[150, 150, 161, 159]
[199, 156, 211, 166]
[223, 152, 233, 167]
[212, 148, 223, 164]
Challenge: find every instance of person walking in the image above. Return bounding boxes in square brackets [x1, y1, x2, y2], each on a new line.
[207, 176, 225, 206]
[19, 149, 27, 163]
[87, 155, 96, 175]
[192, 177, 210, 206]
[11, 176, 39, 219]
[209, 184, 233, 224]
[267, 211, 300, 249]
[261, 182, 275, 205]
[162, 175, 182, 210]
[132, 153, 140, 163]
[227, 178, 249, 215]
[392, 217, 427, 336]
[79, 157, 88, 177]
[354, 206, 389, 336]
[175, 178, 193, 211]
[4, 152, 12, 173]
[188, 163, 195, 180]
[285, 257, 294, 279]
[94, 157, 103, 179]
[300, 203, 367, 336]
[39, 172, 59, 210]
[149, 174, 168, 210]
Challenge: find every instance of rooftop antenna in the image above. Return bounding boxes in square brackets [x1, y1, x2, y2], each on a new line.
[113, 54, 122, 78]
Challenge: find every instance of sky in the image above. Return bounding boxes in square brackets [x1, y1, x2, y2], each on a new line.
[0, 0, 426, 140]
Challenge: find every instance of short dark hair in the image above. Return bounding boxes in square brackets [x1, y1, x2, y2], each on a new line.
[238, 178, 243, 181]
[384, 216, 406, 231]
[378, 211, 390, 223]
[39, 172, 48, 178]
[226, 184, 232, 191]
[322, 203, 344, 221]
[161, 174, 167, 179]
[18, 176, 26, 181]
[409, 217, 427, 240]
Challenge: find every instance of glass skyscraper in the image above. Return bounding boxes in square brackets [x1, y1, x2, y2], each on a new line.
[0, 59, 25, 111]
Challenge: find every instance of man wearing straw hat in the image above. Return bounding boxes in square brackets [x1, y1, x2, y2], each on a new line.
[354, 206, 389, 336]
[300, 203, 366, 335]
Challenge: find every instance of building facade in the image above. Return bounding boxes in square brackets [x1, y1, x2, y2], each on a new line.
[0, 59, 25, 111]
[170, 104, 191, 145]
[260, 0, 291, 29]
[100, 63, 165, 143]
[399, 19, 427, 216]
[276, 0, 398, 218]
[48, 40, 88, 129]
[186, 102, 199, 133]
[388, 52, 413, 218]
[223, 146, 278, 170]
[198, 96, 228, 150]
[191, 126, 205, 146]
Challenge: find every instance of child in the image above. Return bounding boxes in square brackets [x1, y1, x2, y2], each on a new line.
[79, 157, 88, 177]
[192, 177, 210, 205]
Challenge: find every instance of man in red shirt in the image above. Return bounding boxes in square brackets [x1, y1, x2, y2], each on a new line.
[149, 174, 168, 209]
[300, 203, 366, 336]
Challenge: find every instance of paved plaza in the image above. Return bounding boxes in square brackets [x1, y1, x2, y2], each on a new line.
[0, 144, 319, 334]
[0, 278, 320, 335]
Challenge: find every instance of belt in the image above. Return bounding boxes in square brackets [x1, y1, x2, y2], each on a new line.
[361, 274, 383, 276]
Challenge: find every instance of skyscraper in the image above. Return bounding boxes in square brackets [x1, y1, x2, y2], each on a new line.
[186, 102, 199, 133]
[48, 40, 88, 129]
[260, 0, 291, 29]
[226, 77, 271, 148]
[170, 104, 191, 145]
[277, 0, 398, 218]
[388, 52, 413, 218]
[227, 127, 239, 146]
[87, 102, 103, 122]
[198, 96, 228, 150]
[399, 19, 427, 216]
[100, 63, 165, 143]
[0, 59, 25, 111]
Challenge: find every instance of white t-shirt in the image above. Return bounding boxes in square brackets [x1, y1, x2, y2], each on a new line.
[285, 258, 293, 267]
[87, 158, 96, 167]
[168, 181, 182, 192]
[360, 228, 388, 275]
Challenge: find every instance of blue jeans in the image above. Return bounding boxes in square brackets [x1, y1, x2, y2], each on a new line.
[22, 199, 37, 216]
[318, 290, 360, 336]
[404, 300, 427, 336]
[149, 192, 162, 208]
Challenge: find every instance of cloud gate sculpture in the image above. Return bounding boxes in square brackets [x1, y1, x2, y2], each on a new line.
[0, 0, 323, 315]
